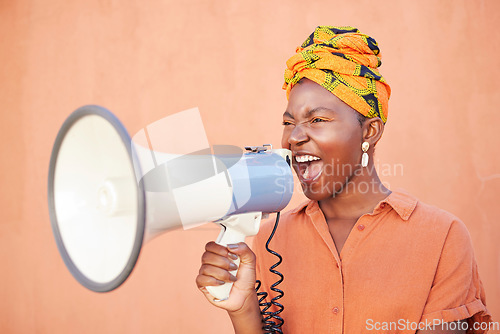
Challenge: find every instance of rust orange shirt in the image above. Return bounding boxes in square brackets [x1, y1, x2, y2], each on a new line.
[253, 189, 491, 333]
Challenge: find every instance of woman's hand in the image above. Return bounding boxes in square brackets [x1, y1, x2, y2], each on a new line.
[196, 241, 258, 312]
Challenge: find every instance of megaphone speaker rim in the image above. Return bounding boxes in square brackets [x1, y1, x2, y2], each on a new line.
[48, 105, 146, 292]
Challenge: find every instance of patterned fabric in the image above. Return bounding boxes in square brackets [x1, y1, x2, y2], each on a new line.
[283, 26, 391, 123]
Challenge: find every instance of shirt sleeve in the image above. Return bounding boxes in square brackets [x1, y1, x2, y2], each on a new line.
[419, 219, 492, 333]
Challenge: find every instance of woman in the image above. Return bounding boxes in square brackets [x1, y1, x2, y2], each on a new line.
[196, 26, 491, 334]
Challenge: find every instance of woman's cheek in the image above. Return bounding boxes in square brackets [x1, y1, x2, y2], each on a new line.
[281, 129, 291, 149]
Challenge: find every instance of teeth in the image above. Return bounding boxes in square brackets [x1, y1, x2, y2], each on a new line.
[295, 155, 321, 163]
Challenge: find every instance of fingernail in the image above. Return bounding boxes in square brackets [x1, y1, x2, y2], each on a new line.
[228, 252, 238, 260]
[216, 279, 225, 285]
[229, 274, 237, 282]
[227, 244, 239, 250]
[229, 262, 238, 270]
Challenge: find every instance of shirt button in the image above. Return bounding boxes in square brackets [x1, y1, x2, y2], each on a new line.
[380, 203, 386, 209]
[357, 224, 365, 231]
[332, 307, 340, 314]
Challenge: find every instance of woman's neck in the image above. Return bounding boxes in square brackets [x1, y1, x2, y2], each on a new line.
[318, 165, 391, 220]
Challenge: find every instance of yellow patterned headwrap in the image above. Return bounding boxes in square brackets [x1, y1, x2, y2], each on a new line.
[283, 26, 391, 123]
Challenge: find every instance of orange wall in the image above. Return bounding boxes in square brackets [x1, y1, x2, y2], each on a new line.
[1, 1, 499, 333]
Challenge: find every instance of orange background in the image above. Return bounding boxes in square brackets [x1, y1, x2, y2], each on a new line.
[1, 1, 499, 333]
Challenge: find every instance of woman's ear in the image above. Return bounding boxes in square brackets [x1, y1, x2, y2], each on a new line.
[362, 117, 384, 147]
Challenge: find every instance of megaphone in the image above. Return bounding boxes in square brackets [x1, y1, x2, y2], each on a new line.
[48, 105, 293, 300]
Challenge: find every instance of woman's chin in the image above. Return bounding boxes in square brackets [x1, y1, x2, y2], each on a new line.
[300, 181, 332, 201]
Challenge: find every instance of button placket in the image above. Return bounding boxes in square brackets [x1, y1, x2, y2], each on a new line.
[330, 254, 344, 333]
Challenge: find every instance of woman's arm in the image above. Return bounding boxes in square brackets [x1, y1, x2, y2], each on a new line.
[227, 289, 263, 334]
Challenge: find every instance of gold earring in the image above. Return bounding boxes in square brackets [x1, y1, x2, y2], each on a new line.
[361, 142, 369, 167]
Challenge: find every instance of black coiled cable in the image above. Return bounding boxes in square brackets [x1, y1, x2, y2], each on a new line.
[255, 211, 284, 333]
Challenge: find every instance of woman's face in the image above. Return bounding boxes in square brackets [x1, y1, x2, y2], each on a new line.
[281, 79, 365, 201]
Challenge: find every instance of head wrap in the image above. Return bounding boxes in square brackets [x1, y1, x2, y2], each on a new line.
[283, 26, 391, 123]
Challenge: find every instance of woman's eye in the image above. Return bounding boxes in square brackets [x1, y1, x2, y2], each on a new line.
[311, 117, 328, 123]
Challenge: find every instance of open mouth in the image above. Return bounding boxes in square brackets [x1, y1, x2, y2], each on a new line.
[295, 154, 323, 182]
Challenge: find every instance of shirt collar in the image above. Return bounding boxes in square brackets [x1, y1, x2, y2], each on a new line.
[291, 200, 311, 214]
[380, 188, 418, 221]
[289, 189, 418, 221]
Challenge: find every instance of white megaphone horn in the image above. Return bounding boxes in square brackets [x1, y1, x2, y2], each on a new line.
[48, 105, 293, 301]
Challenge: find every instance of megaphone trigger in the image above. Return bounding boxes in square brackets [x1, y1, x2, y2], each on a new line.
[206, 212, 263, 301]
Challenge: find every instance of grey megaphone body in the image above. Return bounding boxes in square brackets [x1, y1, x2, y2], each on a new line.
[48, 105, 293, 300]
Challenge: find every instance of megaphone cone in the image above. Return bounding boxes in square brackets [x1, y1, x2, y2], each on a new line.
[48, 105, 293, 299]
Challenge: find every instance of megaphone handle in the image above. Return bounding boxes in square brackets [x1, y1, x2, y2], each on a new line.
[205, 225, 246, 301]
[206, 212, 262, 301]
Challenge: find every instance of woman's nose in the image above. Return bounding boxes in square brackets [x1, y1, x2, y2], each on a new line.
[288, 123, 309, 146]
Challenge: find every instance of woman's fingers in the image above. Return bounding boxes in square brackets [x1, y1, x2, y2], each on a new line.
[196, 241, 257, 311]
[204, 241, 239, 259]
[196, 242, 239, 291]
[226, 242, 256, 266]
[195, 272, 225, 288]
[198, 264, 237, 283]
[201, 250, 238, 272]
